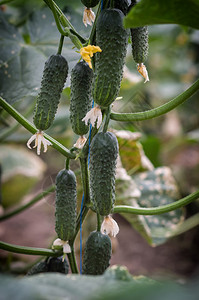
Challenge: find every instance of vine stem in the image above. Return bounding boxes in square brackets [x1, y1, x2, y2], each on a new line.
[67, 247, 79, 274]
[57, 35, 65, 55]
[110, 78, 199, 122]
[0, 185, 55, 222]
[0, 97, 76, 159]
[113, 189, 199, 215]
[0, 241, 62, 256]
[103, 106, 111, 133]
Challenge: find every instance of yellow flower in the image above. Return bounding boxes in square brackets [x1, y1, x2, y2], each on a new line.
[80, 45, 102, 69]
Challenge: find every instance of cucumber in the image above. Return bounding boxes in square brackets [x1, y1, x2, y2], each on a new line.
[131, 26, 149, 63]
[27, 261, 48, 275]
[47, 257, 69, 274]
[33, 54, 68, 131]
[70, 61, 93, 135]
[89, 132, 119, 216]
[92, 9, 128, 108]
[113, 0, 129, 15]
[81, 0, 100, 7]
[82, 231, 112, 275]
[129, 1, 148, 64]
[55, 169, 77, 241]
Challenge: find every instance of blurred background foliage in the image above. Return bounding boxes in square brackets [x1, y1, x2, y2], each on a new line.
[0, 0, 199, 278]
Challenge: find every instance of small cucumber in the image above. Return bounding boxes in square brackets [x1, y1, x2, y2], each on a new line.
[113, 0, 129, 15]
[27, 261, 48, 275]
[93, 9, 128, 108]
[70, 61, 93, 136]
[47, 257, 69, 274]
[33, 54, 68, 131]
[82, 231, 112, 275]
[81, 0, 100, 7]
[131, 26, 149, 63]
[89, 132, 119, 216]
[55, 169, 77, 241]
[129, 1, 148, 64]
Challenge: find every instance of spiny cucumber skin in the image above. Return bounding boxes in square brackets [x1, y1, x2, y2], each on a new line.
[93, 9, 128, 108]
[131, 26, 149, 63]
[55, 169, 77, 241]
[27, 261, 48, 275]
[81, 0, 100, 7]
[89, 132, 119, 216]
[70, 62, 93, 136]
[113, 0, 129, 15]
[82, 231, 112, 275]
[33, 54, 68, 131]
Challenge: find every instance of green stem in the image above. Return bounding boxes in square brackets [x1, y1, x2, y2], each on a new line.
[65, 158, 70, 170]
[46, 0, 68, 36]
[103, 106, 111, 133]
[67, 247, 79, 274]
[0, 97, 76, 159]
[0, 101, 35, 142]
[113, 189, 199, 215]
[0, 241, 62, 256]
[110, 78, 199, 122]
[0, 185, 55, 222]
[79, 157, 90, 205]
[70, 206, 89, 245]
[97, 213, 101, 231]
[89, 2, 101, 45]
[57, 35, 64, 54]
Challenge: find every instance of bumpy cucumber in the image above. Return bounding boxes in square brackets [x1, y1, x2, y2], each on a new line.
[33, 54, 68, 131]
[47, 257, 69, 274]
[82, 231, 112, 275]
[27, 261, 48, 275]
[81, 0, 100, 7]
[113, 0, 129, 15]
[129, 1, 148, 64]
[55, 169, 77, 241]
[70, 62, 93, 135]
[89, 132, 119, 216]
[93, 9, 128, 108]
[131, 26, 149, 63]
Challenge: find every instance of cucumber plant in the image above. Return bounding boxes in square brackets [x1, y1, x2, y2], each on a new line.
[0, 0, 199, 282]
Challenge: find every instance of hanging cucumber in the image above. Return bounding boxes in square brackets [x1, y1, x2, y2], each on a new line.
[131, 26, 149, 64]
[33, 54, 68, 131]
[70, 61, 93, 136]
[81, 0, 100, 7]
[82, 231, 112, 275]
[113, 0, 129, 15]
[55, 169, 77, 242]
[92, 9, 128, 108]
[89, 132, 119, 216]
[47, 257, 69, 274]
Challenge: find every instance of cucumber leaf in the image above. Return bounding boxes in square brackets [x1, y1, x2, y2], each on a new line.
[117, 166, 184, 246]
[0, 6, 89, 104]
[124, 0, 199, 30]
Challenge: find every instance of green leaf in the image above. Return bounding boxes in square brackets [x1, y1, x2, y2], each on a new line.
[0, 6, 87, 104]
[124, 0, 199, 29]
[133, 167, 184, 246]
[0, 145, 46, 208]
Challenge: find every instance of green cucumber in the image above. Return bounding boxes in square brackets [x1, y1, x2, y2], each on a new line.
[33, 54, 68, 131]
[82, 231, 112, 275]
[131, 26, 149, 63]
[89, 132, 119, 216]
[70, 61, 93, 136]
[47, 257, 69, 274]
[129, 1, 149, 64]
[93, 9, 128, 108]
[113, 0, 129, 15]
[55, 169, 77, 241]
[81, 0, 100, 7]
[27, 261, 48, 275]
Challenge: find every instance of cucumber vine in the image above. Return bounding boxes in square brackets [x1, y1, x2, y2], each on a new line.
[0, 0, 199, 277]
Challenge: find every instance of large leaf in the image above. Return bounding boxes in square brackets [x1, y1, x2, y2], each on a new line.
[124, 0, 199, 29]
[0, 270, 199, 300]
[0, 6, 88, 103]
